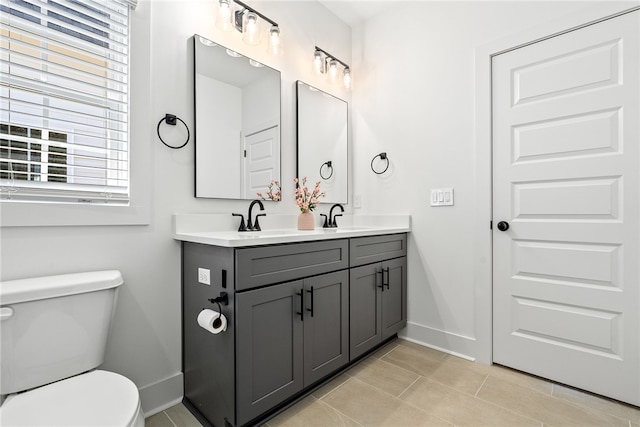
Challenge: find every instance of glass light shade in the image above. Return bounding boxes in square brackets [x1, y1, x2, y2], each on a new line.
[242, 12, 261, 46]
[216, 0, 233, 32]
[267, 25, 283, 56]
[313, 51, 324, 75]
[343, 68, 351, 89]
[328, 59, 338, 82]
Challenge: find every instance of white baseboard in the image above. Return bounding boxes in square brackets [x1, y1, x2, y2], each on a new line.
[399, 321, 478, 362]
[139, 372, 183, 417]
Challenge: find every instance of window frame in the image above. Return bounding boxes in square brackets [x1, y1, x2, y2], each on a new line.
[0, 0, 150, 227]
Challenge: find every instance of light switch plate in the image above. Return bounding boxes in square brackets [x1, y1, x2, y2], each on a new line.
[430, 188, 454, 207]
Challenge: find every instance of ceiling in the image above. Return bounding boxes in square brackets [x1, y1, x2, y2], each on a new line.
[317, 1, 394, 27]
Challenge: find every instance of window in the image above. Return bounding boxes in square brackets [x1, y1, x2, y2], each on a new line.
[0, 0, 135, 205]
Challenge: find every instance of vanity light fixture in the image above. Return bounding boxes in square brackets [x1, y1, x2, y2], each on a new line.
[343, 68, 351, 89]
[267, 25, 282, 56]
[215, 0, 282, 55]
[216, 0, 234, 32]
[242, 11, 261, 46]
[313, 46, 351, 90]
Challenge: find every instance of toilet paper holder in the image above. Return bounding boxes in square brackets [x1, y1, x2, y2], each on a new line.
[208, 292, 229, 306]
[201, 292, 229, 331]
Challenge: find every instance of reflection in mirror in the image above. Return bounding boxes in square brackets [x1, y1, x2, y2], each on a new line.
[194, 34, 281, 200]
[296, 81, 348, 204]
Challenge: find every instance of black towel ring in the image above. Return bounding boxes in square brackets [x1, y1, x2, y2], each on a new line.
[157, 113, 190, 149]
[371, 152, 389, 175]
[320, 161, 334, 180]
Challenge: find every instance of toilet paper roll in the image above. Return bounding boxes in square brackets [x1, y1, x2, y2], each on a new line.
[197, 309, 227, 334]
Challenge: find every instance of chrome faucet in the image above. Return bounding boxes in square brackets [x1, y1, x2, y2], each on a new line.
[327, 203, 344, 228]
[247, 199, 265, 231]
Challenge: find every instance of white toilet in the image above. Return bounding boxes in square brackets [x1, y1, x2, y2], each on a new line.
[0, 270, 145, 427]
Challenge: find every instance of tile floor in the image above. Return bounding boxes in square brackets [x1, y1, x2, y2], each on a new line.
[146, 339, 640, 427]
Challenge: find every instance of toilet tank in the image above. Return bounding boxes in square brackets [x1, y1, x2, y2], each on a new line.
[0, 271, 124, 395]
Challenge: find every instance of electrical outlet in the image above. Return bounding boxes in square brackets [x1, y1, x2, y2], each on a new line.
[354, 194, 362, 209]
[198, 268, 211, 285]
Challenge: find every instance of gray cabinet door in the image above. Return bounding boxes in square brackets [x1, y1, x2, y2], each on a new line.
[381, 257, 407, 340]
[303, 270, 349, 386]
[236, 280, 304, 426]
[349, 263, 382, 360]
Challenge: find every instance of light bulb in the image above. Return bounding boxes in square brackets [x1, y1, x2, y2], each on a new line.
[328, 59, 338, 82]
[267, 25, 282, 56]
[216, 0, 233, 32]
[343, 68, 351, 89]
[242, 12, 261, 46]
[313, 51, 324, 75]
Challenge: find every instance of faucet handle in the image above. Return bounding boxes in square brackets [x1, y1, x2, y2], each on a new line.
[254, 213, 266, 231]
[332, 214, 343, 227]
[232, 213, 247, 232]
[320, 214, 329, 228]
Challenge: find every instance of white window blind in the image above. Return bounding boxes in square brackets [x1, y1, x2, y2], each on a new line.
[0, 0, 131, 205]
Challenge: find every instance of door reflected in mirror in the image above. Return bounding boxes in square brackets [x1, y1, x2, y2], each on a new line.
[194, 34, 281, 200]
[296, 81, 348, 204]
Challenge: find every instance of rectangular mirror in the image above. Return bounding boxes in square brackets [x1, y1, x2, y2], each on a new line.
[296, 81, 348, 204]
[194, 34, 281, 199]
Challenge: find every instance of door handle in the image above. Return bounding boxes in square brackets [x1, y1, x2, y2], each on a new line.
[296, 290, 304, 321]
[497, 221, 510, 231]
[377, 269, 384, 292]
[383, 267, 390, 290]
[306, 286, 314, 318]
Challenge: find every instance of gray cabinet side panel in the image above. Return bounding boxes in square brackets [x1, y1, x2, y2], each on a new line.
[381, 257, 408, 340]
[349, 263, 382, 360]
[183, 242, 236, 427]
[303, 270, 349, 386]
[350, 234, 407, 267]
[236, 281, 304, 426]
[236, 239, 349, 290]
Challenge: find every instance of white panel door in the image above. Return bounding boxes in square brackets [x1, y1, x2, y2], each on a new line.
[492, 10, 639, 406]
[243, 126, 280, 199]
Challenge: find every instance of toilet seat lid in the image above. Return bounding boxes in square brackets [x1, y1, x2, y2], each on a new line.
[0, 370, 141, 426]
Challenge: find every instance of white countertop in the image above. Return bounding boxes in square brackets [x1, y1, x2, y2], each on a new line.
[173, 214, 411, 247]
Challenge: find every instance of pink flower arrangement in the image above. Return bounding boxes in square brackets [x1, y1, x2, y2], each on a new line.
[294, 176, 326, 212]
[257, 180, 281, 202]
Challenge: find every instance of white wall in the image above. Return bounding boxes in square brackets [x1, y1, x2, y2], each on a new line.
[350, 1, 623, 362]
[0, 0, 350, 415]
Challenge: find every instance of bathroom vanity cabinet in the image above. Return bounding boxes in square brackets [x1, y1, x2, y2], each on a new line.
[181, 233, 407, 427]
